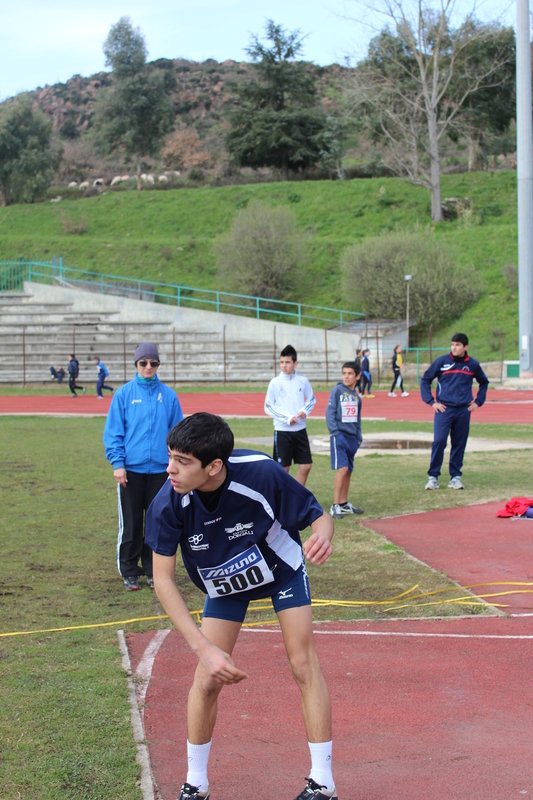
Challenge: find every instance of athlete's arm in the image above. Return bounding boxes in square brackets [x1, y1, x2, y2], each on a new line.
[302, 512, 334, 566]
[153, 552, 248, 684]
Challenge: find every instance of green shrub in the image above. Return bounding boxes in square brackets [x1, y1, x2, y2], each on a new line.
[213, 201, 305, 298]
[341, 228, 481, 328]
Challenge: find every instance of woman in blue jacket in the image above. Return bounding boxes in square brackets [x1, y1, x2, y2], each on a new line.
[104, 342, 183, 590]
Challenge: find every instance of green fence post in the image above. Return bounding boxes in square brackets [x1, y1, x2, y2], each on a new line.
[417, 349, 420, 383]
[59, 256, 63, 284]
[256, 297, 260, 319]
[298, 304, 301, 325]
[101, 274, 104, 294]
[217, 292, 220, 313]
[177, 286, 180, 307]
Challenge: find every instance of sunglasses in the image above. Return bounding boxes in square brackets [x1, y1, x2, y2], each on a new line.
[138, 360, 160, 368]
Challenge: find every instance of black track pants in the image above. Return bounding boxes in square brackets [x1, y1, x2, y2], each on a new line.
[116, 471, 168, 578]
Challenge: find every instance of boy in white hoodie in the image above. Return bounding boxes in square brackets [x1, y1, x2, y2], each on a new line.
[264, 345, 316, 486]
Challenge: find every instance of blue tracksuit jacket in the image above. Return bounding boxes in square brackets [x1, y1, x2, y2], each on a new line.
[326, 382, 362, 441]
[420, 354, 489, 407]
[103, 375, 183, 473]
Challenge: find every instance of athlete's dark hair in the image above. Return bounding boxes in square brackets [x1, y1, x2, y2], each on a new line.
[280, 344, 297, 361]
[342, 361, 360, 375]
[93, 355, 100, 360]
[451, 332, 469, 346]
[167, 413, 234, 467]
[355, 349, 362, 355]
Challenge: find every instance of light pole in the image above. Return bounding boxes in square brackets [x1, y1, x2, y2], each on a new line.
[517, 0, 533, 376]
[405, 274, 412, 351]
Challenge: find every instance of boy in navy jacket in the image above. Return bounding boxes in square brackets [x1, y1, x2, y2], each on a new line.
[421, 333, 489, 490]
[325, 362, 364, 518]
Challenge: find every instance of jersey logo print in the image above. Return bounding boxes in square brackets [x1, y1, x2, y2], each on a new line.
[188, 534, 209, 551]
[225, 521, 254, 540]
[131, 399, 142, 404]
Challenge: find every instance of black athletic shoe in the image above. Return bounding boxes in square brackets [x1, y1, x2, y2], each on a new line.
[123, 576, 140, 591]
[146, 576, 154, 589]
[292, 778, 337, 800]
[177, 783, 209, 799]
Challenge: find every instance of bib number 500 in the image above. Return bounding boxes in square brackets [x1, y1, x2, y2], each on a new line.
[212, 565, 265, 595]
[198, 544, 276, 598]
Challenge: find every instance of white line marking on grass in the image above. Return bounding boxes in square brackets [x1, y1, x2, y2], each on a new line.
[117, 630, 155, 800]
[241, 628, 533, 640]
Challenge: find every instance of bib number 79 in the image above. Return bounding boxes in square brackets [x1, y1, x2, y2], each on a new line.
[212, 565, 265, 595]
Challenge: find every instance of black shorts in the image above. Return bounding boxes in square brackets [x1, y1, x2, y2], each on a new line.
[273, 429, 312, 467]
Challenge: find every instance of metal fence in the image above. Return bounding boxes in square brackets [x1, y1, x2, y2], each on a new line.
[0, 259, 365, 330]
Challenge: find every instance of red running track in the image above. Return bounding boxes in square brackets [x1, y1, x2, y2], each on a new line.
[124, 501, 533, 799]
[1, 389, 532, 423]
[127, 615, 533, 800]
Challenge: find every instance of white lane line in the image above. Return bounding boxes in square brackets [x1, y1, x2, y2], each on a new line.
[117, 630, 155, 800]
[242, 628, 533, 640]
[135, 629, 171, 708]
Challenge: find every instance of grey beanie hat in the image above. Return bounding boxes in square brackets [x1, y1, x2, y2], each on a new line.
[134, 342, 160, 363]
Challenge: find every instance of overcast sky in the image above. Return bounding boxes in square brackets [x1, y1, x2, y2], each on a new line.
[1, 0, 515, 102]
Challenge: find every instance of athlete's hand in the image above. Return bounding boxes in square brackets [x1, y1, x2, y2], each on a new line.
[297, 411, 307, 419]
[303, 532, 333, 565]
[198, 641, 248, 685]
[468, 401, 478, 412]
[433, 403, 446, 413]
[113, 468, 128, 487]
[289, 416, 298, 425]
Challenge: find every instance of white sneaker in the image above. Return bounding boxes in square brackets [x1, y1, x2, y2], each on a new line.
[425, 476, 439, 490]
[329, 504, 344, 519]
[448, 476, 464, 490]
[388, 392, 397, 397]
[401, 392, 409, 397]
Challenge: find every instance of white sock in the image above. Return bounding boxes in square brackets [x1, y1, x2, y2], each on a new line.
[308, 740, 334, 792]
[186, 739, 211, 793]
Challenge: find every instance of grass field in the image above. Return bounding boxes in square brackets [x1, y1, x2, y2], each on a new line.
[0, 170, 518, 360]
[1, 413, 530, 799]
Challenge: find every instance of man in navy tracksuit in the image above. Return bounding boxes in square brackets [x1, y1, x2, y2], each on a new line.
[103, 342, 183, 590]
[421, 333, 489, 490]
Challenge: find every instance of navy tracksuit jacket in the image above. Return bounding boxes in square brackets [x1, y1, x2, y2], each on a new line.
[420, 353, 489, 478]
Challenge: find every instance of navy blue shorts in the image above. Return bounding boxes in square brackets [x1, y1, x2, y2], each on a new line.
[330, 432, 359, 472]
[202, 561, 311, 623]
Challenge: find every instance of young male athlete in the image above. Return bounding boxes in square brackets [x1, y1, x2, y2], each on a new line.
[326, 362, 364, 519]
[146, 413, 337, 800]
[421, 333, 489, 490]
[264, 344, 316, 486]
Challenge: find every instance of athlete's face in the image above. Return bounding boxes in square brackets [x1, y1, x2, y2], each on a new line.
[342, 368, 357, 390]
[451, 341, 467, 358]
[167, 449, 225, 494]
[280, 356, 297, 375]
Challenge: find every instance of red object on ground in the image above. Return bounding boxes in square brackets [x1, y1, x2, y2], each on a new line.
[1, 389, 532, 424]
[127, 615, 533, 800]
[366, 502, 533, 611]
[495, 497, 533, 517]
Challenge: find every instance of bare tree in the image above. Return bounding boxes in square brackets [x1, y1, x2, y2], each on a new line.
[343, 2, 515, 221]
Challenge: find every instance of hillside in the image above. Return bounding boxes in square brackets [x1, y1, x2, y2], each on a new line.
[0, 171, 518, 360]
[18, 58, 354, 185]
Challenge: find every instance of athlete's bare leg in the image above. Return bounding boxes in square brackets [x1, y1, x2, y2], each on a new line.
[333, 467, 351, 505]
[187, 617, 242, 744]
[277, 604, 332, 742]
[295, 463, 312, 486]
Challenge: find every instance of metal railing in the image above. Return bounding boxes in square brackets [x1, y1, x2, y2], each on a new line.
[0, 259, 364, 329]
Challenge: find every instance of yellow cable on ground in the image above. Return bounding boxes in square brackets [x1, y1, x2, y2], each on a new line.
[2, 581, 533, 638]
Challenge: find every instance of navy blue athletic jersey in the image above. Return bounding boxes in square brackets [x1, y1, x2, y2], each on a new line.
[145, 450, 324, 601]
